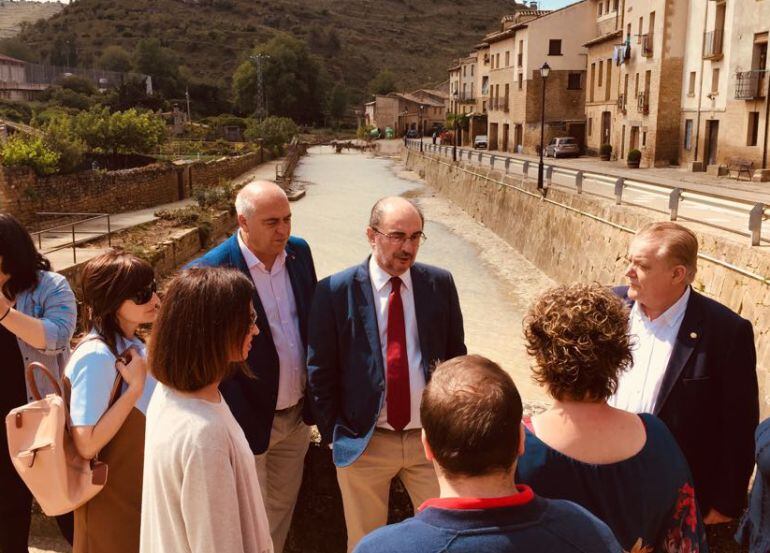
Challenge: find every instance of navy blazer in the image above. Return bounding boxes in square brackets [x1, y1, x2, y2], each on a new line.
[614, 286, 758, 518]
[187, 233, 317, 454]
[307, 259, 467, 467]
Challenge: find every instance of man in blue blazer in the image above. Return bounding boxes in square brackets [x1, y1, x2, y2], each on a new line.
[187, 181, 316, 553]
[307, 196, 467, 552]
[611, 221, 758, 530]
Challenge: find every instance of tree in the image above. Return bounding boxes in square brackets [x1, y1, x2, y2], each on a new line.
[133, 38, 182, 97]
[327, 84, 348, 128]
[49, 35, 78, 67]
[233, 35, 327, 124]
[368, 68, 397, 95]
[58, 75, 97, 95]
[0, 37, 38, 62]
[43, 115, 86, 173]
[244, 116, 298, 150]
[97, 45, 133, 73]
[73, 107, 167, 156]
[1, 135, 60, 176]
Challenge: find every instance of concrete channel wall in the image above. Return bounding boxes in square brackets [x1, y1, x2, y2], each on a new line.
[404, 148, 770, 417]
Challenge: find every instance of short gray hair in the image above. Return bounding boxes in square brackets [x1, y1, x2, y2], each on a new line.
[369, 197, 425, 229]
[235, 188, 255, 218]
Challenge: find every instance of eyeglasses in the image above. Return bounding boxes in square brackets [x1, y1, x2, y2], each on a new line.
[372, 228, 427, 245]
[131, 281, 157, 305]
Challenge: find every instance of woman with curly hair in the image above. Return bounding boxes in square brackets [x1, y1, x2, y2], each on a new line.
[517, 283, 707, 553]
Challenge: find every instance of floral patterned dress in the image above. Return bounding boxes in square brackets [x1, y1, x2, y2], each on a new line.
[517, 413, 708, 553]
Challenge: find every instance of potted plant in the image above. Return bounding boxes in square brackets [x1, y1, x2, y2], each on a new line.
[599, 143, 612, 161]
[627, 149, 642, 168]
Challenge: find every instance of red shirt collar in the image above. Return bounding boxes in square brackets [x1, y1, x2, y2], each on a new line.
[418, 485, 535, 512]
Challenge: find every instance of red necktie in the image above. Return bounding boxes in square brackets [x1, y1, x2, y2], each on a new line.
[386, 277, 410, 431]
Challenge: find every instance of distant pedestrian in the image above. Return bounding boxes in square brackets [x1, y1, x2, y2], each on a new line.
[0, 213, 77, 552]
[140, 267, 272, 553]
[65, 250, 160, 553]
[307, 196, 466, 552]
[354, 354, 623, 553]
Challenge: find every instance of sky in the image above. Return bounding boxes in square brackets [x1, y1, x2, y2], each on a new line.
[528, 0, 579, 9]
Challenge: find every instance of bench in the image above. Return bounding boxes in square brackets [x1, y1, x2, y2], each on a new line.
[728, 158, 754, 181]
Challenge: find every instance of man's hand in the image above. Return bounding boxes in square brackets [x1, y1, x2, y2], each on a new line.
[703, 509, 732, 525]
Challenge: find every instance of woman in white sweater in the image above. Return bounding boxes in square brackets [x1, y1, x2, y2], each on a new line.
[140, 266, 271, 553]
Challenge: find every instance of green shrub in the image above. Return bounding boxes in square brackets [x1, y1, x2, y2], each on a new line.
[244, 116, 298, 149]
[627, 149, 642, 162]
[0, 135, 60, 175]
[599, 143, 612, 156]
[43, 115, 86, 173]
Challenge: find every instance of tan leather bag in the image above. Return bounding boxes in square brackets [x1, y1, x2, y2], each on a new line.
[4, 361, 117, 516]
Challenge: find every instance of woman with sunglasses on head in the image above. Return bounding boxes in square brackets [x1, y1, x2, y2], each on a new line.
[0, 214, 78, 552]
[64, 249, 160, 553]
[140, 267, 271, 553]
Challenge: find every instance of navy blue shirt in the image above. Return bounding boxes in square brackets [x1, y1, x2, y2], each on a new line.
[353, 485, 622, 553]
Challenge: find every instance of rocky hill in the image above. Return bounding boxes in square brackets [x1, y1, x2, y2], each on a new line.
[12, 0, 521, 99]
[0, 0, 63, 39]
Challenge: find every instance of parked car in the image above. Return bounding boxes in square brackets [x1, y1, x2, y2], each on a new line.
[544, 136, 580, 158]
[405, 129, 419, 138]
[473, 135, 488, 149]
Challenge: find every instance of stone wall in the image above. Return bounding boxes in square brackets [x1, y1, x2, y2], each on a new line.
[0, 150, 267, 227]
[405, 149, 770, 416]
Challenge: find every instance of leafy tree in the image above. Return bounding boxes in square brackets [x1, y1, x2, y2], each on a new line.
[97, 45, 133, 73]
[43, 115, 86, 173]
[233, 35, 327, 124]
[0, 37, 38, 62]
[58, 75, 97, 95]
[327, 84, 348, 127]
[133, 38, 182, 97]
[50, 88, 93, 111]
[73, 107, 167, 156]
[368, 68, 397, 95]
[49, 35, 78, 67]
[0, 135, 60, 176]
[244, 115, 297, 150]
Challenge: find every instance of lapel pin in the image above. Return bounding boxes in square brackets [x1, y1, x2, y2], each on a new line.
[690, 332, 698, 339]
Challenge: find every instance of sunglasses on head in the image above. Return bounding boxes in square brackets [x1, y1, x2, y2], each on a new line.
[131, 280, 157, 305]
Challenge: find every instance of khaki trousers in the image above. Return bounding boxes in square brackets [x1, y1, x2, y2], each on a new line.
[254, 402, 311, 553]
[336, 429, 439, 552]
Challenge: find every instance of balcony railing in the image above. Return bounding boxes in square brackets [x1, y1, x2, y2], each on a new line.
[735, 70, 767, 100]
[457, 91, 475, 103]
[617, 93, 627, 113]
[638, 90, 650, 114]
[488, 97, 510, 112]
[703, 29, 724, 60]
[641, 33, 654, 57]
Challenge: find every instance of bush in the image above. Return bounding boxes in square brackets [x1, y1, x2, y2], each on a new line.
[0, 135, 60, 176]
[244, 116, 298, 149]
[43, 115, 86, 173]
[627, 149, 642, 162]
[599, 143, 612, 156]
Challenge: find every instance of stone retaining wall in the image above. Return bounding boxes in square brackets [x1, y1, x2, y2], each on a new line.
[405, 149, 770, 415]
[0, 150, 268, 227]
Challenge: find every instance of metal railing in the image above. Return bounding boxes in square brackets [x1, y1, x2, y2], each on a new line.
[641, 33, 654, 57]
[456, 92, 476, 102]
[735, 70, 767, 100]
[405, 139, 768, 247]
[30, 212, 112, 264]
[703, 29, 724, 60]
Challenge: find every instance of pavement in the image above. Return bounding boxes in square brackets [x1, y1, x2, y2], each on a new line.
[40, 158, 283, 272]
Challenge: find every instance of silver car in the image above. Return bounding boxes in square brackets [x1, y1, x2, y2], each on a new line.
[473, 135, 488, 149]
[545, 137, 579, 158]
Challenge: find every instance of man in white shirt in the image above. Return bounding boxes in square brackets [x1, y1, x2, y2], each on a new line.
[307, 197, 467, 552]
[610, 221, 757, 529]
[189, 181, 317, 553]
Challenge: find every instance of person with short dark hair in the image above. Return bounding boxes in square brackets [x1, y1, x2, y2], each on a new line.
[307, 196, 466, 552]
[354, 354, 622, 553]
[0, 213, 77, 552]
[140, 267, 272, 553]
[517, 283, 708, 552]
[65, 250, 160, 553]
[611, 221, 758, 528]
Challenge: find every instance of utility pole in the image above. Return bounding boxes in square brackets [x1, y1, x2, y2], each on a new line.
[185, 87, 192, 133]
[249, 54, 270, 121]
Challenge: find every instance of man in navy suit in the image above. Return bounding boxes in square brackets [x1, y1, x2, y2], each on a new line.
[187, 181, 316, 553]
[610, 221, 758, 528]
[307, 196, 466, 552]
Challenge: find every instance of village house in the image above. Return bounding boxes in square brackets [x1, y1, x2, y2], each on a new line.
[679, 0, 769, 179]
[363, 91, 446, 136]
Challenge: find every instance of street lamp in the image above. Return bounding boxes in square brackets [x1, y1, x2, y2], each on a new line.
[419, 104, 425, 153]
[537, 62, 551, 192]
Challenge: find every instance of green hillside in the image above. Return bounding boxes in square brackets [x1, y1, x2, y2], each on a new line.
[11, 0, 520, 110]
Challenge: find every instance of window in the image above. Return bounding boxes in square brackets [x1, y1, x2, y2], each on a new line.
[598, 60, 604, 86]
[613, 0, 619, 11]
[627, 23, 632, 42]
[496, 53, 500, 67]
[684, 119, 693, 150]
[518, 40, 523, 66]
[634, 72, 639, 96]
[490, 56, 495, 69]
[504, 83, 509, 109]
[518, 73, 523, 90]
[471, 65, 475, 76]
[505, 51, 510, 67]
[688, 71, 696, 96]
[711, 67, 720, 93]
[748, 112, 760, 146]
[590, 63, 596, 102]
[548, 40, 562, 56]
[598, 3, 603, 16]
[463, 66, 466, 77]
[588, 117, 593, 136]
[567, 73, 582, 90]
[637, 17, 643, 43]
[642, 131, 647, 146]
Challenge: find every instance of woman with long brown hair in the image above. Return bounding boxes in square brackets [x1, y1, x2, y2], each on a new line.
[140, 266, 271, 553]
[64, 249, 160, 553]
